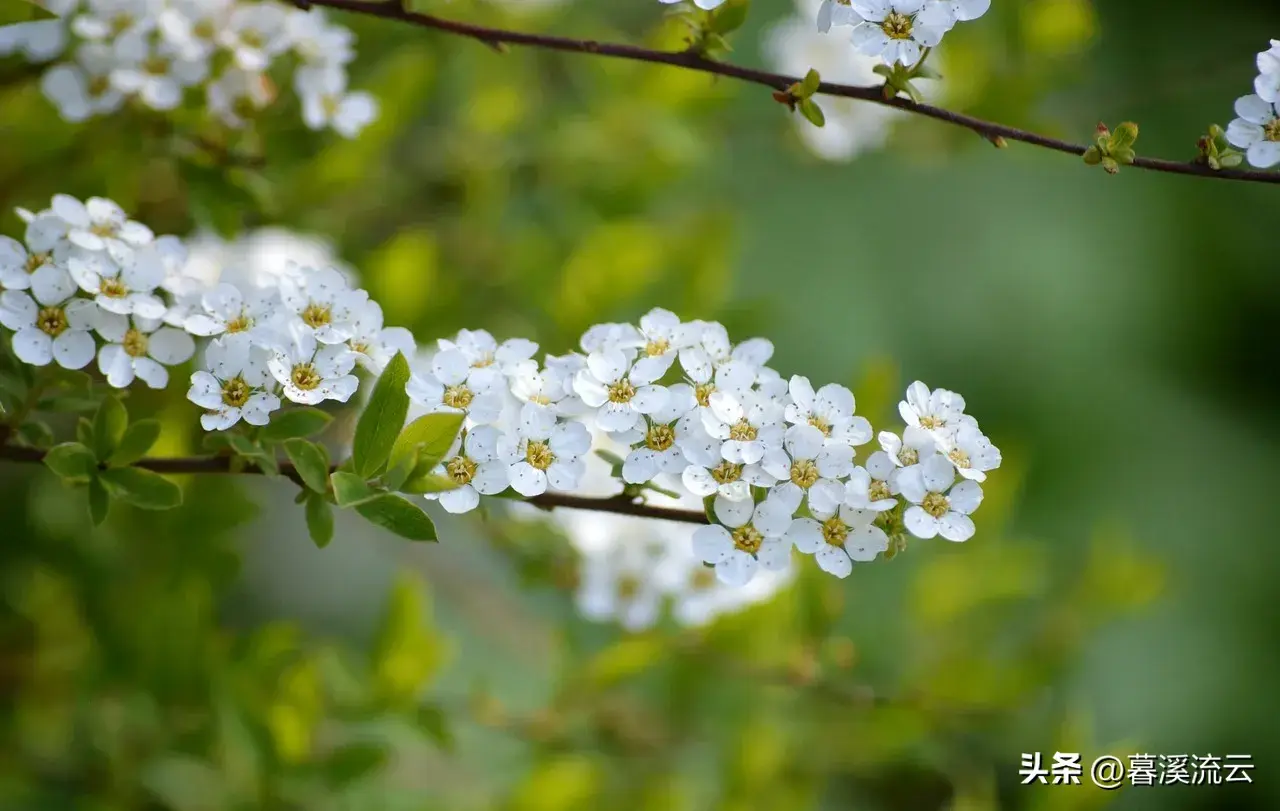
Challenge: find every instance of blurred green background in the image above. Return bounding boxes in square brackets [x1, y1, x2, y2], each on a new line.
[1, 0, 1278, 809]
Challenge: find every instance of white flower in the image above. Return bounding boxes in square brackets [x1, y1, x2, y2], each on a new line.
[946, 0, 989, 22]
[692, 495, 794, 586]
[40, 42, 126, 122]
[817, 0, 858, 31]
[429, 426, 513, 513]
[279, 265, 367, 344]
[67, 247, 167, 319]
[622, 307, 694, 380]
[109, 28, 207, 111]
[295, 66, 377, 138]
[441, 329, 538, 375]
[345, 299, 415, 373]
[0, 16, 68, 63]
[765, 424, 851, 513]
[95, 311, 195, 389]
[0, 219, 66, 292]
[580, 322, 641, 356]
[1225, 94, 1280, 169]
[657, 0, 727, 9]
[158, 0, 233, 61]
[407, 348, 506, 424]
[938, 422, 1000, 482]
[509, 359, 579, 415]
[218, 2, 291, 72]
[786, 502, 887, 578]
[844, 461, 897, 510]
[267, 325, 358, 405]
[897, 454, 983, 541]
[72, 0, 158, 42]
[507, 406, 591, 497]
[575, 531, 668, 631]
[288, 8, 355, 66]
[620, 383, 695, 484]
[1257, 39, 1280, 103]
[573, 348, 669, 434]
[680, 425, 753, 501]
[0, 265, 97, 370]
[188, 339, 280, 431]
[849, 0, 955, 67]
[702, 389, 784, 465]
[876, 425, 936, 469]
[206, 68, 274, 129]
[898, 380, 973, 442]
[676, 322, 759, 410]
[51, 194, 153, 254]
[784, 375, 871, 447]
[183, 281, 277, 344]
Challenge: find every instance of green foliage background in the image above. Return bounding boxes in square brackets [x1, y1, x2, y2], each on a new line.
[1, 0, 1278, 809]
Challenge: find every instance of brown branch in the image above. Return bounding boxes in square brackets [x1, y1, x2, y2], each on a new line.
[0, 444, 709, 524]
[299, 0, 1280, 185]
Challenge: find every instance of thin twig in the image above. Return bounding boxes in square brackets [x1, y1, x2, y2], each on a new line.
[297, 0, 1280, 185]
[0, 444, 710, 523]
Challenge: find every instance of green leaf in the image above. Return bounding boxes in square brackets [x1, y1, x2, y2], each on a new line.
[92, 396, 128, 462]
[44, 442, 98, 482]
[0, 1, 59, 24]
[304, 493, 335, 549]
[415, 703, 455, 752]
[798, 98, 825, 127]
[594, 449, 625, 467]
[16, 420, 55, 449]
[800, 67, 821, 97]
[352, 352, 411, 478]
[259, 407, 333, 442]
[708, 0, 750, 34]
[388, 412, 465, 475]
[331, 471, 380, 507]
[324, 743, 387, 787]
[283, 438, 331, 493]
[109, 419, 161, 466]
[99, 467, 183, 510]
[228, 434, 279, 476]
[355, 494, 437, 542]
[88, 476, 109, 526]
[585, 635, 666, 688]
[398, 472, 460, 495]
[76, 417, 94, 447]
[1109, 121, 1140, 151]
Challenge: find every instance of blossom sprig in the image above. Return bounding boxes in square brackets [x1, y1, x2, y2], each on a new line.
[1, 193, 1004, 593]
[1, 0, 377, 139]
[1224, 39, 1280, 169]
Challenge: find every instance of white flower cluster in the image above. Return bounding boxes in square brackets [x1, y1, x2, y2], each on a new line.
[816, 0, 989, 66]
[1226, 39, 1280, 169]
[0, 0, 376, 137]
[0, 194, 413, 431]
[411, 311, 1001, 586]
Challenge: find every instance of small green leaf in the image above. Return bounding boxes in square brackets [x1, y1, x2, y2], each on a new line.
[388, 412, 465, 475]
[585, 635, 666, 688]
[227, 434, 279, 476]
[324, 743, 387, 787]
[594, 449, 625, 467]
[708, 0, 750, 35]
[1109, 121, 1139, 151]
[88, 476, 109, 526]
[99, 467, 183, 510]
[283, 438, 331, 493]
[44, 442, 98, 482]
[415, 703, 455, 752]
[76, 417, 94, 447]
[1082, 145, 1103, 166]
[798, 98, 825, 127]
[800, 67, 821, 97]
[16, 420, 55, 449]
[259, 407, 333, 442]
[92, 396, 128, 462]
[305, 493, 335, 548]
[109, 419, 161, 466]
[352, 352, 411, 479]
[355, 494, 438, 542]
[398, 471, 460, 495]
[331, 471, 380, 508]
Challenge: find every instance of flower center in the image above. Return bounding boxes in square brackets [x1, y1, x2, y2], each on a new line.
[821, 517, 849, 547]
[1265, 119, 1280, 142]
[36, 306, 67, 337]
[24, 252, 48, 274]
[349, 340, 369, 355]
[731, 525, 763, 555]
[728, 419, 757, 442]
[525, 440, 554, 471]
[121, 328, 148, 358]
[947, 448, 971, 469]
[868, 480, 892, 502]
[90, 222, 116, 238]
[193, 19, 216, 40]
[443, 384, 473, 410]
[221, 376, 250, 408]
[897, 447, 919, 466]
[472, 353, 495, 368]
[224, 313, 252, 334]
[694, 383, 715, 408]
[232, 95, 259, 120]
[99, 277, 128, 299]
[110, 13, 133, 36]
[446, 455, 477, 485]
[644, 338, 669, 357]
[143, 55, 170, 76]
[709, 461, 742, 485]
[321, 94, 340, 118]
[617, 573, 642, 600]
[529, 394, 551, 405]
[301, 303, 331, 328]
[918, 415, 943, 430]
[645, 424, 675, 452]
[607, 379, 636, 404]
[291, 363, 321, 391]
[88, 75, 111, 97]
[241, 30, 265, 49]
[808, 416, 832, 437]
[921, 492, 950, 519]
[881, 11, 913, 40]
[690, 567, 717, 591]
[790, 459, 819, 489]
